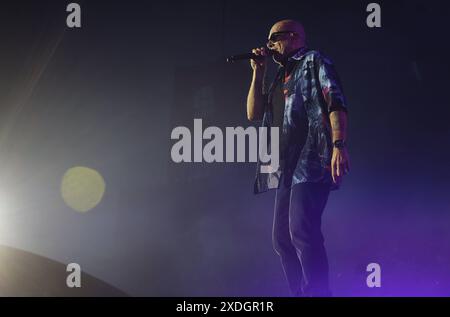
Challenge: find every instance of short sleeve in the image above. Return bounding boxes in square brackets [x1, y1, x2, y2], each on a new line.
[317, 54, 348, 114]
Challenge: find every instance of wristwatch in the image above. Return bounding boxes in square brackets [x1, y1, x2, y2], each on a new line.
[333, 139, 346, 149]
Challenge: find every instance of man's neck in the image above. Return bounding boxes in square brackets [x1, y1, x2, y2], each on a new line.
[279, 47, 305, 77]
[280, 46, 304, 67]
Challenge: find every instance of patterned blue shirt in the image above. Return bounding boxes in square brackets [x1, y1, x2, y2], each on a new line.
[254, 47, 348, 193]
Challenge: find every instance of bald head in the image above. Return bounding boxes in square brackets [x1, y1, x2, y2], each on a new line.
[267, 19, 306, 64]
[269, 19, 306, 45]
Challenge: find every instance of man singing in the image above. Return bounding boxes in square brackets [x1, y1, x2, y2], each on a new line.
[247, 19, 350, 296]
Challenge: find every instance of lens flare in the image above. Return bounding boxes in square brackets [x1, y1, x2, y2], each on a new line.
[61, 166, 105, 213]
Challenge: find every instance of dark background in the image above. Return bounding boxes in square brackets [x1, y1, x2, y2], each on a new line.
[0, 0, 449, 296]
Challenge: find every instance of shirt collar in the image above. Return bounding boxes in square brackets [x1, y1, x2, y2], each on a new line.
[290, 46, 309, 61]
[278, 47, 309, 75]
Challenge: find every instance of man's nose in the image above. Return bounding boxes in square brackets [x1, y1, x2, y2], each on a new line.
[266, 41, 274, 49]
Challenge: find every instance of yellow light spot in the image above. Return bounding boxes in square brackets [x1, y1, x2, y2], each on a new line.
[61, 166, 105, 213]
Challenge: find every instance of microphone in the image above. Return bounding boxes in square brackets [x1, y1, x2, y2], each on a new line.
[226, 50, 274, 63]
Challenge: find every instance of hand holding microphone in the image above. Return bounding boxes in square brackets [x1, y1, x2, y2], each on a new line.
[226, 47, 272, 72]
[249, 47, 269, 72]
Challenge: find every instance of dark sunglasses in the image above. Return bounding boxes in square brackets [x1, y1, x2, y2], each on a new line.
[267, 31, 296, 43]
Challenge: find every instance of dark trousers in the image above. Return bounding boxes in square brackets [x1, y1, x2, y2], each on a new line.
[272, 173, 331, 296]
